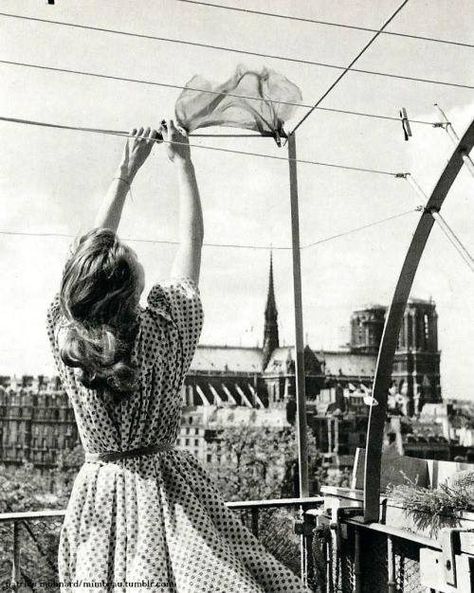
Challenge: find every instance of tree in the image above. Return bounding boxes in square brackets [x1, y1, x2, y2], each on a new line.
[52, 444, 84, 501]
[0, 462, 64, 592]
[203, 423, 324, 578]
[205, 423, 322, 502]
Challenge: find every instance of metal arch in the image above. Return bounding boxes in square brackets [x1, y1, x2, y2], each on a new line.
[363, 116, 474, 522]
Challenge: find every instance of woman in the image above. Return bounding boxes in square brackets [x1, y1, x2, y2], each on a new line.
[47, 121, 312, 592]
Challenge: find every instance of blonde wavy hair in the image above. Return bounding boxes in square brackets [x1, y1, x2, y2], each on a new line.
[59, 228, 141, 396]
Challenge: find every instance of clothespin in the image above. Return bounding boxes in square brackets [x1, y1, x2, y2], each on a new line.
[274, 125, 288, 148]
[399, 107, 412, 141]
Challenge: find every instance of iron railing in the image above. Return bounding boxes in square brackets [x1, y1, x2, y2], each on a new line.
[2, 492, 474, 592]
[0, 497, 323, 592]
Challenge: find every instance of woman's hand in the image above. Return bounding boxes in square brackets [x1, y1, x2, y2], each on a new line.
[119, 126, 161, 181]
[161, 120, 191, 164]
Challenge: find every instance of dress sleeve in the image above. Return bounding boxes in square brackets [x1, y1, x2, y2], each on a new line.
[46, 294, 61, 352]
[147, 277, 204, 374]
[45, 294, 69, 386]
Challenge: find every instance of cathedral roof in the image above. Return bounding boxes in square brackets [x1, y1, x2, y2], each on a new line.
[190, 345, 263, 373]
[208, 406, 289, 427]
[263, 346, 320, 375]
[190, 345, 377, 378]
[318, 351, 376, 378]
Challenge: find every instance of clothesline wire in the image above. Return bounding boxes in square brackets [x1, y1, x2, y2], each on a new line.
[0, 229, 286, 251]
[301, 106, 434, 126]
[176, 0, 474, 51]
[0, 58, 439, 127]
[0, 115, 407, 177]
[0, 209, 418, 251]
[302, 208, 417, 248]
[291, 0, 409, 134]
[404, 175, 474, 273]
[1, 14, 474, 90]
[0, 58, 309, 111]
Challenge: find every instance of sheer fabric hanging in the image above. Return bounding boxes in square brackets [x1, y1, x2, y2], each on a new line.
[175, 65, 302, 145]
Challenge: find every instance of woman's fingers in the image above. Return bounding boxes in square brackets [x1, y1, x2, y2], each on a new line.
[158, 121, 167, 140]
[150, 128, 162, 144]
[160, 118, 190, 161]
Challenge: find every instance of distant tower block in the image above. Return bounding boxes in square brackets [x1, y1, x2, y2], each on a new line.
[393, 298, 441, 414]
[350, 306, 386, 354]
[262, 253, 279, 370]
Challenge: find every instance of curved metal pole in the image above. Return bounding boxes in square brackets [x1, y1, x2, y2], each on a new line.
[363, 116, 474, 522]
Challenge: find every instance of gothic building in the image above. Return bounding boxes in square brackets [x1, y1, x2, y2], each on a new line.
[392, 299, 441, 414]
[350, 306, 386, 354]
[262, 253, 279, 370]
[0, 256, 443, 468]
[351, 299, 441, 413]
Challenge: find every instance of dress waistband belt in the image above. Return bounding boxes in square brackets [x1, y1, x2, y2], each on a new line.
[85, 442, 175, 463]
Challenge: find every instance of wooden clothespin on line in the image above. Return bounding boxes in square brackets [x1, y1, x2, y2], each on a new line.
[399, 107, 412, 141]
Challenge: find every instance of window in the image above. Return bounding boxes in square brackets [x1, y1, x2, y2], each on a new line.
[194, 439, 199, 446]
[185, 439, 190, 446]
[423, 313, 430, 347]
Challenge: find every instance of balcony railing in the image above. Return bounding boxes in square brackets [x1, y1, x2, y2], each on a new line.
[0, 497, 324, 593]
[3, 488, 473, 593]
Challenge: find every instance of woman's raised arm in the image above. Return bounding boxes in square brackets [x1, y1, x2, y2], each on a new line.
[163, 120, 204, 285]
[94, 127, 160, 232]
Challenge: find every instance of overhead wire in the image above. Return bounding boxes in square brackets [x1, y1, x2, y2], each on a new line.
[0, 58, 309, 112]
[0, 14, 473, 90]
[0, 208, 419, 251]
[0, 11, 464, 255]
[176, 0, 474, 51]
[291, 0, 410, 134]
[405, 175, 474, 272]
[0, 115, 408, 177]
[434, 104, 474, 177]
[302, 208, 418, 248]
[0, 229, 289, 250]
[0, 58, 440, 128]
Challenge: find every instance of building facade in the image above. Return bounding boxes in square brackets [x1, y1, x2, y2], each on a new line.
[0, 375, 79, 468]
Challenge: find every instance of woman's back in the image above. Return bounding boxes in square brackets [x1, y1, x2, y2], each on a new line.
[47, 277, 203, 455]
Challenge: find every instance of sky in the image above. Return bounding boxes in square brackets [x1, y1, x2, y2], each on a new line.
[0, 1, 473, 399]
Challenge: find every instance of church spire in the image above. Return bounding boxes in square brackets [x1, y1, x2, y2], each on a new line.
[262, 252, 279, 370]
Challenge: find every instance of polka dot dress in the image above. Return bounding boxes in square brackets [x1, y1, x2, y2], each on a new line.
[47, 277, 312, 593]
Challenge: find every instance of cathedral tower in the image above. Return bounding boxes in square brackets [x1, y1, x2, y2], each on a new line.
[393, 298, 441, 414]
[262, 253, 279, 370]
[350, 305, 386, 354]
